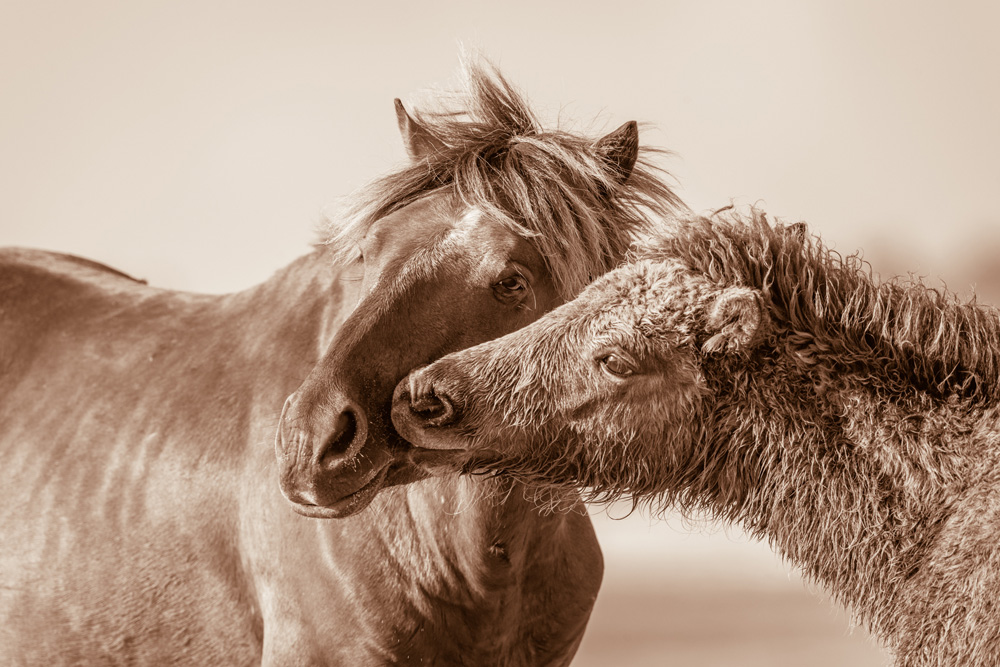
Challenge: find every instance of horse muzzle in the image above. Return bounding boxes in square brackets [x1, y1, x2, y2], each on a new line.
[274, 392, 392, 518]
[390, 369, 472, 452]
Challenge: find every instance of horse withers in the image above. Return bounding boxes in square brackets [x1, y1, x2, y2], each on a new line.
[394, 210, 1000, 666]
[0, 61, 681, 665]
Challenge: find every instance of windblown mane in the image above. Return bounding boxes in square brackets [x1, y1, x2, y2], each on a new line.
[643, 209, 1000, 403]
[321, 58, 683, 298]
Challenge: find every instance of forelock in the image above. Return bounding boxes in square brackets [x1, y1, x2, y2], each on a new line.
[319, 56, 684, 298]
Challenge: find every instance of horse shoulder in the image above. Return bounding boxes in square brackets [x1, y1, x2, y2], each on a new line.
[894, 475, 1000, 665]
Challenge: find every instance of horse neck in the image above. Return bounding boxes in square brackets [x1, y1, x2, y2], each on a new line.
[233, 247, 358, 362]
[222, 248, 357, 473]
[368, 474, 578, 597]
[699, 348, 993, 642]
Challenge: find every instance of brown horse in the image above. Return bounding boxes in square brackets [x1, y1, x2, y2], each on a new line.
[395, 210, 1000, 666]
[0, 62, 681, 664]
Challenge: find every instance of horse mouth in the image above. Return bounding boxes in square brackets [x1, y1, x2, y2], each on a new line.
[405, 446, 474, 474]
[282, 434, 501, 519]
[285, 466, 389, 519]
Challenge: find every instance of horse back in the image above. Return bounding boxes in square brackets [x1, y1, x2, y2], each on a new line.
[0, 247, 248, 447]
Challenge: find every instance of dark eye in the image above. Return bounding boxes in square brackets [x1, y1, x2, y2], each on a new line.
[600, 353, 635, 378]
[493, 274, 527, 302]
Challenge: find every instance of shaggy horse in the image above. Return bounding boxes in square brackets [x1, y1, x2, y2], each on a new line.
[395, 210, 1000, 666]
[0, 62, 681, 665]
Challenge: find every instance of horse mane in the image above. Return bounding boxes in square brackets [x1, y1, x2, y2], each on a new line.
[642, 209, 1000, 403]
[320, 57, 684, 298]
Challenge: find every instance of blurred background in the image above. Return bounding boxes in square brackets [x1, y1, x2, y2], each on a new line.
[3, 2, 998, 664]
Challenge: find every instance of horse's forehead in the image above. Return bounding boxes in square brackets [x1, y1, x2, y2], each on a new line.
[417, 200, 534, 258]
[573, 260, 706, 331]
[618, 260, 710, 304]
[363, 195, 462, 252]
[441, 208, 536, 262]
[360, 198, 542, 299]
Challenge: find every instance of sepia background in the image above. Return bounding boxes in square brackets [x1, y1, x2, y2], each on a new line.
[3, 2, 999, 664]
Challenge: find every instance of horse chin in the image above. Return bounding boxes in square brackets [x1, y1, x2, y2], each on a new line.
[285, 465, 389, 519]
[405, 446, 474, 475]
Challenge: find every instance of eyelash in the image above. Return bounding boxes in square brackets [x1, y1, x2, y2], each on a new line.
[599, 353, 635, 378]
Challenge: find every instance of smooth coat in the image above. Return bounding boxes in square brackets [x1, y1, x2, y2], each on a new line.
[0, 246, 601, 665]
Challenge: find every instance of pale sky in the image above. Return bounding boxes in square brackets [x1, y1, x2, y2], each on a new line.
[3, 1, 998, 297]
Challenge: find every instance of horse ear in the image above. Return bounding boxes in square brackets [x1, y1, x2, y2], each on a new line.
[702, 287, 767, 354]
[394, 99, 446, 160]
[595, 120, 639, 184]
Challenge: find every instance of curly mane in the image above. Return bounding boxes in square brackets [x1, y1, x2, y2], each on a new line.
[321, 58, 684, 299]
[643, 209, 1000, 403]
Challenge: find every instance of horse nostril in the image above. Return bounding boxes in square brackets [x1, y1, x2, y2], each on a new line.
[410, 390, 456, 426]
[320, 408, 358, 465]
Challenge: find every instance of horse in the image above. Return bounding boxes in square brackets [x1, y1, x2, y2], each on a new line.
[0, 61, 682, 665]
[394, 210, 1000, 666]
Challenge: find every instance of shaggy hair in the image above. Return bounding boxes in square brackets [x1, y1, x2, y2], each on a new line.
[320, 58, 683, 299]
[398, 209, 1000, 664]
[641, 209, 1000, 404]
[634, 213, 1000, 663]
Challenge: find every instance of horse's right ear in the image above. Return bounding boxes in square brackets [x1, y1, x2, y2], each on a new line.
[395, 99, 446, 160]
[595, 120, 639, 184]
[702, 286, 768, 354]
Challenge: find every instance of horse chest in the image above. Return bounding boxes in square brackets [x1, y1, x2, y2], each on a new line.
[261, 508, 600, 667]
[353, 549, 584, 666]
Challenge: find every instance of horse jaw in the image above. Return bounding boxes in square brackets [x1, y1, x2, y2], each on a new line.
[282, 465, 390, 519]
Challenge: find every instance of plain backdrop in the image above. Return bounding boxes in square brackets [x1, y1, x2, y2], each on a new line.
[4, 2, 998, 664]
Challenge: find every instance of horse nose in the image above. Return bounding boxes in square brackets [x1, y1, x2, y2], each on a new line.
[410, 390, 456, 425]
[277, 391, 368, 466]
[315, 395, 368, 465]
[316, 402, 367, 467]
[405, 371, 458, 427]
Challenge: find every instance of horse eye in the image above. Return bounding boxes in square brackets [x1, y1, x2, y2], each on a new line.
[600, 354, 635, 378]
[498, 276, 525, 291]
[493, 275, 527, 301]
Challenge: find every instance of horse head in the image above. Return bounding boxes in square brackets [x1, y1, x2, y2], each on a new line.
[275, 62, 681, 518]
[391, 255, 770, 502]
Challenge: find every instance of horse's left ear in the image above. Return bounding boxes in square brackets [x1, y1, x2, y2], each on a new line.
[595, 120, 639, 184]
[702, 286, 768, 354]
[395, 99, 446, 160]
